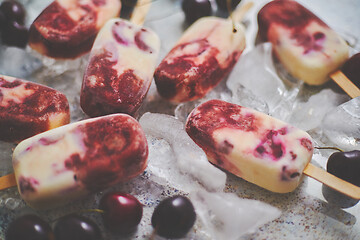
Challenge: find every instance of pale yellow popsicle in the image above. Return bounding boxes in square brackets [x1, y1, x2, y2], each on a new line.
[258, 0, 349, 85]
[186, 99, 314, 193]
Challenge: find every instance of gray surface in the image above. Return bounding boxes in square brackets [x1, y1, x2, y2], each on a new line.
[0, 0, 360, 239]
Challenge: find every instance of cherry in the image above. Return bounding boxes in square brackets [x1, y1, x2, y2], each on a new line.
[2, 20, 28, 48]
[99, 192, 143, 234]
[151, 195, 196, 239]
[327, 150, 360, 187]
[0, 0, 26, 25]
[53, 214, 102, 240]
[182, 0, 212, 24]
[341, 53, 360, 89]
[0, 0, 28, 48]
[5, 214, 55, 240]
[216, 0, 242, 11]
[121, 0, 138, 8]
[0, 10, 5, 32]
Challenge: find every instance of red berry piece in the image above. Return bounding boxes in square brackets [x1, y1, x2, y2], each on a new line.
[54, 214, 102, 240]
[6, 214, 54, 240]
[100, 192, 143, 234]
[182, 0, 212, 24]
[151, 195, 196, 239]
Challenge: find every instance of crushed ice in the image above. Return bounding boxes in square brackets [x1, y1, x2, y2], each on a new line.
[140, 112, 226, 192]
[190, 190, 281, 240]
[1, 0, 359, 239]
[322, 96, 360, 151]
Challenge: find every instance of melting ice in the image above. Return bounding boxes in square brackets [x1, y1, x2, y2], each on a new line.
[322, 96, 360, 151]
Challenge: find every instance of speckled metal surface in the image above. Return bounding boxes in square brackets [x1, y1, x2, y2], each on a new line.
[0, 0, 360, 239]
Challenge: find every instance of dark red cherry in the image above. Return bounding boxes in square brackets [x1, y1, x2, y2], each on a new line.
[216, 0, 242, 10]
[5, 214, 55, 240]
[54, 214, 102, 240]
[121, 0, 138, 8]
[99, 192, 143, 234]
[0, 10, 6, 32]
[0, 0, 26, 25]
[182, 0, 212, 24]
[2, 20, 28, 48]
[327, 150, 360, 187]
[151, 195, 196, 239]
[341, 53, 360, 89]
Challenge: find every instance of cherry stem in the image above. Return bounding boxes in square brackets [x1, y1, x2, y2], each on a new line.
[78, 208, 105, 214]
[50, 208, 105, 224]
[315, 146, 344, 152]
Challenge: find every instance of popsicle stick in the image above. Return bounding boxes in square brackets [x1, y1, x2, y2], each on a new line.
[130, 0, 152, 26]
[230, 1, 254, 23]
[303, 163, 360, 199]
[330, 70, 360, 99]
[0, 173, 17, 190]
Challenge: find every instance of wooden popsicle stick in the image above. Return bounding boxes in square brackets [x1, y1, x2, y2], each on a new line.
[303, 163, 360, 199]
[230, 1, 254, 23]
[0, 173, 17, 190]
[130, 0, 152, 26]
[330, 70, 360, 99]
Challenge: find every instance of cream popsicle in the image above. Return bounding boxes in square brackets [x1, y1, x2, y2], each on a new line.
[80, 18, 160, 117]
[257, 0, 349, 85]
[186, 99, 313, 193]
[154, 10, 247, 103]
[0, 75, 70, 143]
[12, 114, 148, 209]
[28, 0, 121, 59]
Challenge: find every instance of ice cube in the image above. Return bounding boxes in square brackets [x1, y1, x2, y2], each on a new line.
[289, 89, 349, 131]
[139, 113, 227, 192]
[190, 190, 281, 240]
[0, 46, 42, 78]
[227, 43, 301, 121]
[322, 97, 360, 151]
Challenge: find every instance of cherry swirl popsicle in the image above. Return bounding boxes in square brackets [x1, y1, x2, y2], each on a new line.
[257, 0, 349, 86]
[186, 100, 360, 198]
[0, 75, 70, 143]
[28, 0, 121, 59]
[80, 18, 160, 117]
[154, 3, 252, 103]
[186, 99, 313, 193]
[11, 114, 148, 209]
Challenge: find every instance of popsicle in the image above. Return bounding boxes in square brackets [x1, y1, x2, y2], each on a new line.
[257, 0, 349, 86]
[0, 74, 70, 143]
[28, 0, 121, 59]
[80, 18, 160, 117]
[154, 2, 253, 103]
[186, 100, 360, 198]
[10, 113, 148, 209]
